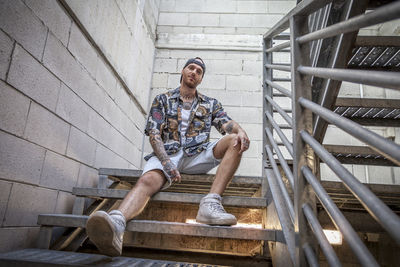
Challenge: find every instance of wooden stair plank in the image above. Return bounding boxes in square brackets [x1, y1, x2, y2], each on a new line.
[37, 214, 276, 241]
[99, 168, 262, 186]
[72, 188, 267, 208]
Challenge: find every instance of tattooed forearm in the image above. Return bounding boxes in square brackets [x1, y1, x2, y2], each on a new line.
[225, 121, 234, 134]
[148, 130, 178, 178]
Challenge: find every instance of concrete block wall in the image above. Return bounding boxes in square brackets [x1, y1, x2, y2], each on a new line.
[0, 0, 160, 251]
[152, 0, 296, 177]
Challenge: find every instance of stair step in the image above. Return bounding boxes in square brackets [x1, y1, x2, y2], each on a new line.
[38, 214, 278, 241]
[0, 248, 222, 266]
[99, 168, 262, 186]
[72, 188, 267, 208]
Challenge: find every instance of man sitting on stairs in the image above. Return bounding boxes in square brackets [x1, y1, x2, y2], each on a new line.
[86, 57, 250, 256]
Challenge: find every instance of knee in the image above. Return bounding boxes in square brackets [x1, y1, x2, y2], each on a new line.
[136, 171, 164, 191]
[227, 133, 240, 150]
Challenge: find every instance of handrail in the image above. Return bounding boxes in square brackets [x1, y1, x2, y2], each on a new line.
[297, 1, 400, 44]
[302, 242, 319, 267]
[299, 97, 400, 165]
[265, 127, 295, 189]
[265, 79, 292, 98]
[298, 66, 400, 90]
[265, 111, 294, 157]
[301, 130, 400, 245]
[303, 203, 342, 267]
[265, 41, 291, 53]
[265, 63, 291, 72]
[265, 145, 295, 222]
[265, 95, 293, 127]
[302, 166, 379, 266]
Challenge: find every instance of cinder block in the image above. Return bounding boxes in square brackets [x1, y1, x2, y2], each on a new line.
[226, 75, 261, 92]
[68, 23, 98, 78]
[352, 165, 367, 183]
[219, 14, 254, 27]
[200, 74, 225, 90]
[56, 83, 90, 132]
[66, 126, 97, 166]
[76, 164, 98, 189]
[54, 191, 75, 214]
[0, 180, 12, 227]
[368, 166, 393, 184]
[235, 27, 267, 35]
[207, 59, 242, 75]
[241, 123, 262, 141]
[173, 0, 205, 12]
[87, 109, 112, 148]
[152, 73, 168, 88]
[94, 143, 130, 169]
[241, 91, 263, 107]
[24, 102, 70, 154]
[170, 26, 203, 34]
[320, 163, 341, 182]
[253, 14, 283, 28]
[0, 227, 39, 253]
[8, 44, 61, 111]
[40, 150, 80, 191]
[243, 60, 262, 75]
[95, 57, 117, 100]
[188, 14, 219, 27]
[394, 167, 400, 185]
[0, 80, 30, 136]
[203, 0, 236, 13]
[0, 0, 47, 60]
[0, 131, 45, 185]
[203, 27, 235, 34]
[0, 29, 13, 80]
[158, 13, 189, 26]
[225, 106, 262, 124]
[153, 58, 178, 73]
[268, 1, 296, 14]
[236, 158, 262, 177]
[115, 0, 139, 35]
[167, 74, 181, 89]
[24, 0, 71, 46]
[237, 1, 267, 13]
[159, 0, 175, 12]
[4, 183, 57, 226]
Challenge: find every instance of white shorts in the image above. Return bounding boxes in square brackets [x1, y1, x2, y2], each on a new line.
[142, 137, 225, 190]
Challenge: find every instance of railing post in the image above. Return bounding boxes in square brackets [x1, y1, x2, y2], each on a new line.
[290, 15, 316, 266]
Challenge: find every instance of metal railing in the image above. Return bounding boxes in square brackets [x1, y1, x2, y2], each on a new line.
[262, 0, 400, 266]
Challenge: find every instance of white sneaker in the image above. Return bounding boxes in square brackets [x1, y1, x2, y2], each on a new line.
[86, 210, 126, 256]
[196, 194, 237, 226]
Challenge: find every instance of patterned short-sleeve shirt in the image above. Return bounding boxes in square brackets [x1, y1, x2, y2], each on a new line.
[144, 87, 232, 160]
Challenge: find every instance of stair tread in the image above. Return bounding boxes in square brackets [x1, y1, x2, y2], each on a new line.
[37, 214, 278, 241]
[0, 248, 223, 266]
[72, 188, 267, 208]
[99, 168, 262, 186]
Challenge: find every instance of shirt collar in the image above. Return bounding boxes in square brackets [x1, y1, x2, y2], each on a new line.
[171, 87, 206, 102]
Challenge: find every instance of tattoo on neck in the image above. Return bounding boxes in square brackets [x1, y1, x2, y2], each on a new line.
[225, 121, 234, 134]
[182, 102, 192, 110]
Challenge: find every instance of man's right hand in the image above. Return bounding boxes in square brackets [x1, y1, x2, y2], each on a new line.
[161, 159, 181, 183]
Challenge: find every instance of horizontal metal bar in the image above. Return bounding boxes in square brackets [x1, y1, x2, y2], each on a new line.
[355, 36, 400, 47]
[38, 214, 276, 241]
[265, 63, 291, 72]
[301, 131, 400, 245]
[299, 97, 400, 165]
[265, 111, 294, 157]
[266, 41, 291, 53]
[265, 95, 293, 127]
[265, 127, 294, 190]
[72, 188, 267, 208]
[303, 203, 342, 267]
[265, 79, 292, 98]
[298, 66, 400, 90]
[335, 97, 400, 109]
[272, 78, 292, 82]
[265, 145, 295, 222]
[297, 1, 400, 44]
[303, 242, 319, 267]
[302, 166, 379, 266]
[264, 168, 297, 264]
[263, 0, 332, 39]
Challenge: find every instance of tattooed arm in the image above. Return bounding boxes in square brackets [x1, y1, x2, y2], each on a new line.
[149, 129, 181, 182]
[223, 120, 250, 154]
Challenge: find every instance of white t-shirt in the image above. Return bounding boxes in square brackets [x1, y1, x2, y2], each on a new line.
[181, 109, 191, 139]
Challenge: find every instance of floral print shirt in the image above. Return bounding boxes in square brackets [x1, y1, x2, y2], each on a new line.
[144, 87, 232, 160]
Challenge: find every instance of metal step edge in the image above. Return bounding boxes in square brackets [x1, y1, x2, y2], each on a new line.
[72, 188, 267, 208]
[98, 168, 262, 186]
[37, 214, 278, 241]
[0, 248, 222, 266]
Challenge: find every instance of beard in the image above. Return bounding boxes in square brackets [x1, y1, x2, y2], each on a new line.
[183, 76, 197, 89]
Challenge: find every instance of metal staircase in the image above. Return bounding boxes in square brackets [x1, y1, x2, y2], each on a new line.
[0, 0, 399, 266]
